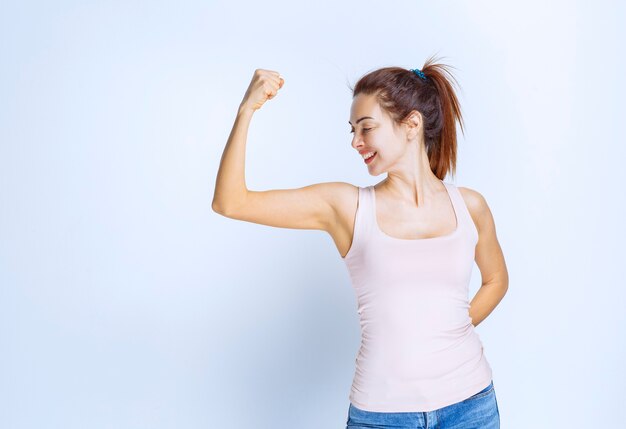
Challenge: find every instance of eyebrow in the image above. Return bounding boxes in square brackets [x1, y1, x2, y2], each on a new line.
[348, 116, 375, 126]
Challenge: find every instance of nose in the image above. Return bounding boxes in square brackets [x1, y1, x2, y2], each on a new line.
[351, 134, 363, 151]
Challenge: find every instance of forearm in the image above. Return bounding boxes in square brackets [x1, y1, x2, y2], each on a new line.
[212, 104, 255, 214]
[468, 279, 508, 327]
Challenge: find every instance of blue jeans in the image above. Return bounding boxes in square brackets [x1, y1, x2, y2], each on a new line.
[346, 380, 500, 429]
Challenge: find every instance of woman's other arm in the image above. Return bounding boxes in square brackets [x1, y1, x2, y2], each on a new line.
[460, 187, 509, 327]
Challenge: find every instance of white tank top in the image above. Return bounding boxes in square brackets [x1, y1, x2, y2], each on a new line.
[341, 180, 493, 412]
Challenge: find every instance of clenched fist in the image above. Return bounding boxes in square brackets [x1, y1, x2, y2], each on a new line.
[239, 69, 284, 112]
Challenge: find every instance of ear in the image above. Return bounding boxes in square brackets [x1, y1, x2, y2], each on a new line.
[404, 110, 423, 139]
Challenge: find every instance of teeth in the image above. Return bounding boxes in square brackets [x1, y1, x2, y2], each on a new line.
[363, 151, 376, 159]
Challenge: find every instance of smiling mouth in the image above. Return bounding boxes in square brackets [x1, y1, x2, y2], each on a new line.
[364, 152, 377, 164]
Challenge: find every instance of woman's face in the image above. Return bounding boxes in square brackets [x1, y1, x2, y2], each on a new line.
[349, 93, 409, 175]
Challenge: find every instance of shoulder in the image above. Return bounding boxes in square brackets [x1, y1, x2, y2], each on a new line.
[324, 182, 360, 211]
[457, 186, 488, 213]
[456, 185, 493, 231]
[293, 181, 358, 216]
[315, 182, 361, 231]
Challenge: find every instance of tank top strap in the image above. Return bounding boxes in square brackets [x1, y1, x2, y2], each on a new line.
[358, 185, 376, 236]
[342, 185, 375, 259]
[444, 182, 479, 243]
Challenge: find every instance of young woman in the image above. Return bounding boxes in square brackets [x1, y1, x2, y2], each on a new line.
[213, 56, 509, 429]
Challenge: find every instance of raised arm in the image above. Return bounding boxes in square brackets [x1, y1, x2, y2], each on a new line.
[212, 69, 282, 214]
[211, 69, 342, 232]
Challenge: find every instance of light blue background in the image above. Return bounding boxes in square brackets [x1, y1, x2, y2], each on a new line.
[1, 1, 624, 428]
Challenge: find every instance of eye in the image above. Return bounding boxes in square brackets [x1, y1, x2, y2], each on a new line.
[349, 127, 372, 134]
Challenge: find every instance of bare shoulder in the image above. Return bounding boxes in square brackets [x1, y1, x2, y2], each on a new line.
[325, 181, 360, 212]
[457, 186, 489, 214]
[457, 186, 494, 233]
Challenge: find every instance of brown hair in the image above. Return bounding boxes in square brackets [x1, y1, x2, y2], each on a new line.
[348, 54, 465, 180]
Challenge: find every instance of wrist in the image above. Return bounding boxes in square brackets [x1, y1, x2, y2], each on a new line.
[238, 103, 255, 117]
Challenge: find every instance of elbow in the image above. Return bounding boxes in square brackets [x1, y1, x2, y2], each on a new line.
[212, 190, 248, 217]
[212, 199, 241, 218]
[212, 199, 228, 216]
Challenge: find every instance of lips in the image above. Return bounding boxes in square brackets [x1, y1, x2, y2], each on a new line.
[364, 151, 377, 164]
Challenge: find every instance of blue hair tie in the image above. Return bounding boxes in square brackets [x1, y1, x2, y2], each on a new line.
[410, 68, 427, 80]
